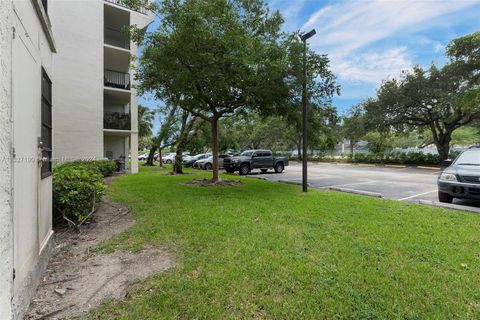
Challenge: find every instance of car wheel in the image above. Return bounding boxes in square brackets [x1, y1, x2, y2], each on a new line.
[239, 164, 250, 175]
[274, 162, 284, 173]
[166, 159, 172, 164]
[204, 163, 212, 170]
[261, 169, 268, 173]
[438, 191, 453, 204]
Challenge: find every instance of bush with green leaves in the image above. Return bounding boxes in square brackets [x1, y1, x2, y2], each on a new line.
[68, 160, 117, 177]
[53, 160, 115, 225]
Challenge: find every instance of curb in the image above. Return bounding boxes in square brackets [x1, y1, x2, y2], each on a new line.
[277, 180, 310, 187]
[289, 161, 445, 171]
[417, 166, 442, 171]
[329, 187, 382, 198]
[417, 200, 480, 214]
[385, 164, 407, 168]
[245, 176, 310, 187]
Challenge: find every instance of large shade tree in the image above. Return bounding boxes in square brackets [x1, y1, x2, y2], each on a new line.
[135, 0, 289, 182]
[365, 32, 480, 160]
[145, 105, 179, 166]
[341, 104, 366, 155]
[276, 33, 339, 159]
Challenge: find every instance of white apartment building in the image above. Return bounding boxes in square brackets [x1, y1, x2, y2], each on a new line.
[50, 0, 152, 173]
[1, 1, 55, 318]
[0, 1, 151, 318]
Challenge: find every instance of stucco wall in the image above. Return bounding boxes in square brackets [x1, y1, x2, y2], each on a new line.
[0, 2, 14, 319]
[50, 0, 104, 162]
[104, 134, 127, 160]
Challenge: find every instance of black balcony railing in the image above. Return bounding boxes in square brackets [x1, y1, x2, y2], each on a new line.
[104, 112, 131, 130]
[104, 0, 147, 14]
[104, 27, 130, 49]
[104, 70, 130, 90]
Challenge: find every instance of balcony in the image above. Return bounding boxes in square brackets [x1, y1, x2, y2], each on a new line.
[104, 111, 131, 130]
[104, 0, 147, 14]
[105, 27, 130, 50]
[104, 70, 130, 90]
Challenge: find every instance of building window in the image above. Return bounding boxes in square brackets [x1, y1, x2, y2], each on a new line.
[41, 69, 52, 178]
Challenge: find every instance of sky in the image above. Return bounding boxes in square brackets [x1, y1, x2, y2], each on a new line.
[140, 0, 480, 131]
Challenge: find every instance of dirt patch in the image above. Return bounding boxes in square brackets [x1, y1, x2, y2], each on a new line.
[161, 171, 193, 176]
[25, 194, 172, 319]
[185, 178, 243, 187]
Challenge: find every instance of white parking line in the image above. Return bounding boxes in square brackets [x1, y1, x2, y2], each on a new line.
[399, 190, 438, 201]
[321, 181, 377, 189]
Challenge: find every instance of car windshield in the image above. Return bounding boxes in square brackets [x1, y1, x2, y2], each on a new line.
[455, 150, 480, 165]
[240, 151, 253, 157]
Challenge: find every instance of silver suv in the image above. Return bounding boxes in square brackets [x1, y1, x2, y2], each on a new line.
[437, 146, 480, 203]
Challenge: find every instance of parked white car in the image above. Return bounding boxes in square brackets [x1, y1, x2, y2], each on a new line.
[163, 152, 191, 164]
[138, 153, 149, 161]
[163, 153, 176, 164]
[195, 155, 229, 170]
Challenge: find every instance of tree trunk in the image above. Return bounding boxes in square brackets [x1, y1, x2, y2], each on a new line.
[211, 117, 220, 182]
[350, 139, 354, 156]
[432, 129, 452, 161]
[297, 138, 302, 161]
[145, 145, 157, 166]
[436, 137, 451, 161]
[158, 147, 163, 168]
[173, 146, 183, 174]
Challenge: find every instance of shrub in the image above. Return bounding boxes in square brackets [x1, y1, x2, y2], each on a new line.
[67, 160, 116, 177]
[349, 151, 440, 165]
[85, 160, 117, 177]
[53, 160, 114, 225]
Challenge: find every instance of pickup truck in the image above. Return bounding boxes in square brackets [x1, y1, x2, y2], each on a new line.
[223, 149, 288, 175]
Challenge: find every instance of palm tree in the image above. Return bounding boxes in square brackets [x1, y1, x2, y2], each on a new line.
[138, 105, 155, 138]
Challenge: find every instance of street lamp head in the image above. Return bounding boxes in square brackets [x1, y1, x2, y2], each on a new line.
[300, 29, 316, 41]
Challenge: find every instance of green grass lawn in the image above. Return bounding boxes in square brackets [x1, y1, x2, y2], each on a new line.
[88, 166, 480, 319]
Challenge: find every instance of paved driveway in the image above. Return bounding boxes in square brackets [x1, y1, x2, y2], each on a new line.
[251, 162, 480, 208]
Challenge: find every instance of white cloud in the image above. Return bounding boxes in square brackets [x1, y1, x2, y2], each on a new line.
[297, 0, 480, 89]
[268, 0, 308, 31]
[333, 47, 412, 83]
[417, 37, 445, 53]
[303, 0, 480, 55]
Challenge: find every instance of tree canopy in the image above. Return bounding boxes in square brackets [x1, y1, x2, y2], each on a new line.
[364, 32, 480, 160]
[135, 0, 338, 180]
[138, 105, 155, 138]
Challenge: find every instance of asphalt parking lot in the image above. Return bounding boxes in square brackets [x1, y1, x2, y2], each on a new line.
[251, 162, 480, 209]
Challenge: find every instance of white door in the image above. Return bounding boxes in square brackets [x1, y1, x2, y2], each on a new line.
[12, 13, 41, 292]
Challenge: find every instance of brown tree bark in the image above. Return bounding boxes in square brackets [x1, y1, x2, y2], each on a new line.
[172, 111, 200, 174]
[297, 138, 302, 161]
[211, 117, 220, 182]
[430, 123, 452, 161]
[158, 148, 163, 167]
[173, 146, 184, 174]
[145, 145, 158, 166]
[435, 134, 452, 161]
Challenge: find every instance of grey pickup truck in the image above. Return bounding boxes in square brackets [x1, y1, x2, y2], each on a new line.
[223, 149, 288, 175]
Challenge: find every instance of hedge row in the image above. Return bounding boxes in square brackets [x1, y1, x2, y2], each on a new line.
[348, 152, 440, 165]
[53, 160, 116, 225]
[288, 150, 461, 165]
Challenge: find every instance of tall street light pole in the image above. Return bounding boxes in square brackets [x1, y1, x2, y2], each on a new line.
[300, 29, 316, 192]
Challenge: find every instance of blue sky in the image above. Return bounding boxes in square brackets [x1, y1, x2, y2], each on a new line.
[140, 0, 480, 130]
